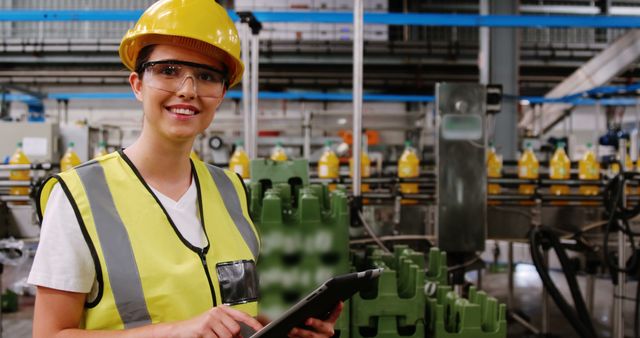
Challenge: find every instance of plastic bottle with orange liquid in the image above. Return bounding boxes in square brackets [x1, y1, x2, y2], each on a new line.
[398, 140, 420, 204]
[229, 141, 251, 178]
[578, 142, 600, 196]
[549, 142, 571, 196]
[318, 140, 339, 191]
[9, 142, 31, 197]
[60, 142, 82, 172]
[487, 142, 502, 195]
[518, 142, 539, 199]
[94, 141, 108, 159]
[270, 142, 288, 161]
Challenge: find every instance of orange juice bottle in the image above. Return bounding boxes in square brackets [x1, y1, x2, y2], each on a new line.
[398, 141, 420, 194]
[398, 140, 420, 204]
[318, 140, 339, 191]
[550, 142, 571, 196]
[579, 143, 599, 202]
[518, 142, 539, 199]
[229, 141, 250, 178]
[60, 142, 82, 172]
[270, 142, 288, 161]
[487, 142, 502, 195]
[94, 141, 108, 159]
[9, 142, 30, 197]
[610, 146, 634, 195]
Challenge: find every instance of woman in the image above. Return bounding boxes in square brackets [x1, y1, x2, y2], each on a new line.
[29, 0, 342, 336]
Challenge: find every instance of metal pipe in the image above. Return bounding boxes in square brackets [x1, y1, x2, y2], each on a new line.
[393, 195, 402, 227]
[250, 33, 260, 159]
[350, 235, 434, 245]
[542, 250, 549, 334]
[508, 241, 514, 309]
[595, 101, 601, 157]
[537, 104, 543, 138]
[632, 130, 639, 163]
[0, 181, 31, 187]
[586, 273, 595, 315]
[352, 0, 364, 198]
[479, 0, 489, 85]
[0, 196, 31, 202]
[241, 24, 252, 158]
[511, 312, 541, 334]
[303, 109, 311, 160]
[614, 137, 627, 338]
[0, 163, 52, 170]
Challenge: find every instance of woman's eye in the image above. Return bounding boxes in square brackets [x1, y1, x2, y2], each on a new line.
[197, 71, 218, 82]
[159, 65, 180, 76]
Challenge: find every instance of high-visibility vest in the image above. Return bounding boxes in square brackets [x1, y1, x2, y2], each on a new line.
[37, 150, 260, 330]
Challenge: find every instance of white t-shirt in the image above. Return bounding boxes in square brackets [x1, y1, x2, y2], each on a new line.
[28, 179, 205, 297]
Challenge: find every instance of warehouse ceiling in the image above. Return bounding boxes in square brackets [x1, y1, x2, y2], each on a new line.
[1, 1, 639, 98]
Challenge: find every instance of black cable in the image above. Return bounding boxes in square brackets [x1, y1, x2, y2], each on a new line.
[529, 226, 598, 338]
[636, 275, 640, 338]
[601, 172, 640, 338]
[602, 173, 639, 275]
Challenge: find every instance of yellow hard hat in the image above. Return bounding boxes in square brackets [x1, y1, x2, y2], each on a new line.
[119, 0, 244, 88]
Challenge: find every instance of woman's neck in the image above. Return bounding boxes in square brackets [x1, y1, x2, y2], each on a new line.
[123, 134, 193, 201]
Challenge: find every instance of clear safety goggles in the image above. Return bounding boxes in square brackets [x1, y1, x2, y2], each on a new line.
[139, 60, 227, 98]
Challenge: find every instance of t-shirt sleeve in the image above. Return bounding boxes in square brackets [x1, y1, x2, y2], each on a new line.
[28, 184, 96, 293]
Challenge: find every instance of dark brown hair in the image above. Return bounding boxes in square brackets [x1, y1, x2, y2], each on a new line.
[134, 45, 157, 77]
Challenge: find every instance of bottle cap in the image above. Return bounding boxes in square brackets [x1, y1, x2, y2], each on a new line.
[68, 142, 75, 148]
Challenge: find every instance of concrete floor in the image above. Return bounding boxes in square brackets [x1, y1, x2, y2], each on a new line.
[1, 265, 637, 338]
[481, 264, 637, 338]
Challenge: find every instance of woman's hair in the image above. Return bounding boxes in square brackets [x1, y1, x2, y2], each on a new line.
[134, 45, 156, 77]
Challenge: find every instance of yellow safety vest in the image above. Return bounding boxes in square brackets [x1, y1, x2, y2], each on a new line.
[37, 150, 260, 330]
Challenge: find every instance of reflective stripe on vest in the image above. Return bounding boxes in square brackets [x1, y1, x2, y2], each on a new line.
[205, 164, 259, 260]
[75, 163, 152, 329]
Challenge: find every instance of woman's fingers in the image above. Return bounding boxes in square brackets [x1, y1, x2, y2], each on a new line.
[325, 302, 344, 324]
[218, 305, 264, 332]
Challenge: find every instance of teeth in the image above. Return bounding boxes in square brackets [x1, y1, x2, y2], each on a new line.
[170, 108, 196, 116]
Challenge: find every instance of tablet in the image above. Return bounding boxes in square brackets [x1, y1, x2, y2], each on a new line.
[249, 268, 383, 338]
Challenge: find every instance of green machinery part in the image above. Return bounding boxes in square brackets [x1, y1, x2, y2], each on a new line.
[249, 159, 351, 335]
[248, 159, 506, 338]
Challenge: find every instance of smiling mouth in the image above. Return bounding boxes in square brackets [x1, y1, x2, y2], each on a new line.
[167, 107, 199, 116]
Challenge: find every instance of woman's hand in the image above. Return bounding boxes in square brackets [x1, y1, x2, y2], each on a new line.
[164, 305, 263, 338]
[287, 302, 343, 338]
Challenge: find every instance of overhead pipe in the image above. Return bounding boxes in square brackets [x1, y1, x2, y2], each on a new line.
[352, 0, 364, 200]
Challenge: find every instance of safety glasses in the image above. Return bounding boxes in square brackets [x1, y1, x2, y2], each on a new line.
[139, 60, 227, 98]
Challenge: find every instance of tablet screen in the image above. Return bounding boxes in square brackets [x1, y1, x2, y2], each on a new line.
[251, 268, 383, 338]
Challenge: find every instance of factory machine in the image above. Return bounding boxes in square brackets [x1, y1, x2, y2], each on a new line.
[0, 83, 637, 338]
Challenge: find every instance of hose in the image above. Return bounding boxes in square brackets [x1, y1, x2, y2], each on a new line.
[357, 211, 392, 254]
[636, 274, 640, 338]
[602, 173, 639, 275]
[529, 226, 598, 338]
[601, 172, 640, 338]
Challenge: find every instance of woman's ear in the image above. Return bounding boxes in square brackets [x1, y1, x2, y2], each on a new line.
[129, 72, 143, 102]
